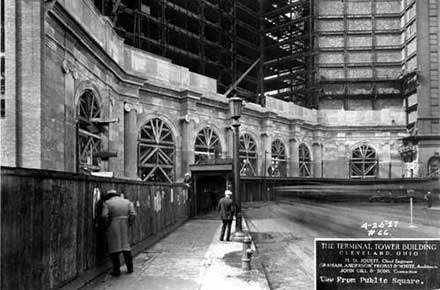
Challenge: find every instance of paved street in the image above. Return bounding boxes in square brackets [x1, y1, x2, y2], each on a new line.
[243, 199, 440, 290]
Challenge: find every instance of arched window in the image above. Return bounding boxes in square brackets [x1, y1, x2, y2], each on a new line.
[77, 90, 102, 172]
[194, 127, 222, 164]
[299, 143, 312, 177]
[428, 156, 440, 176]
[239, 133, 257, 176]
[350, 144, 378, 178]
[138, 118, 175, 182]
[270, 139, 287, 177]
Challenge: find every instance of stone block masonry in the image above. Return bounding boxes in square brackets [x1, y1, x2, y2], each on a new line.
[0, 0, 422, 179]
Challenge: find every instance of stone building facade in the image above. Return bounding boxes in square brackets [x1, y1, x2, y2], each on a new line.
[1, 0, 438, 181]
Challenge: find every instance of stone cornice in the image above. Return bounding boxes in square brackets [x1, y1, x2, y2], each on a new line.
[140, 84, 205, 104]
[140, 83, 181, 99]
[197, 97, 228, 111]
[49, 3, 146, 86]
[180, 90, 202, 101]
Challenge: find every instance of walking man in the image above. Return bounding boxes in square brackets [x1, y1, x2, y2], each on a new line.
[425, 191, 433, 208]
[217, 190, 236, 241]
[102, 189, 137, 276]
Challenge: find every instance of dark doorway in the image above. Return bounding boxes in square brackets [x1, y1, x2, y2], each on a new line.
[196, 175, 227, 215]
[189, 161, 232, 218]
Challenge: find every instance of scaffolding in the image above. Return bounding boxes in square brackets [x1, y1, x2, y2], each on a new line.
[261, 0, 316, 108]
[93, 0, 315, 107]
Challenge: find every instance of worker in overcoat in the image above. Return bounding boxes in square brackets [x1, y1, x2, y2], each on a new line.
[102, 189, 137, 276]
[425, 191, 433, 208]
[217, 190, 236, 241]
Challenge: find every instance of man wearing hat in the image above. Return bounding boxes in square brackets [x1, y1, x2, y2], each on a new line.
[102, 189, 137, 276]
[424, 191, 433, 208]
[217, 190, 236, 241]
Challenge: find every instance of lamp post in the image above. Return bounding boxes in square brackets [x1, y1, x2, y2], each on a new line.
[229, 95, 245, 241]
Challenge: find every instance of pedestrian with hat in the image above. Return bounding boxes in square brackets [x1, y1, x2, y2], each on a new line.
[217, 190, 236, 241]
[424, 191, 433, 208]
[102, 189, 137, 276]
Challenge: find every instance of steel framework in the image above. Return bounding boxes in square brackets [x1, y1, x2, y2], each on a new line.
[93, 0, 315, 107]
[261, 0, 316, 107]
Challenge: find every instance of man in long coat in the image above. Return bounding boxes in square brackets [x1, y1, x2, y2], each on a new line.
[425, 191, 433, 208]
[217, 190, 236, 241]
[102, 189, 137, 276]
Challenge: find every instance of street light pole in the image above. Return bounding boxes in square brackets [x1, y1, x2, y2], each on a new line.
[232, 120, 243, 233]
[229, 95, 245, 241]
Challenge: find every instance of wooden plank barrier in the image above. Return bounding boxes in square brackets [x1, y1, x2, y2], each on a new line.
[1, 167, 190, 290]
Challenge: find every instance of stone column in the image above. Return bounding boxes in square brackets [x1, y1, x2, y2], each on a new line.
[224, 126, 233, 159]
[288, 138, 299, 177]
[62, 60, 77, 172]
[313, 142, 323, 178]
[179, 90, 201, 179]
[180, 116, 194, 176]
[124, 103, 138, 179]
[260, 132, 270, 176]
[379, 141, 390, 178]
[260, 115, 275, 176]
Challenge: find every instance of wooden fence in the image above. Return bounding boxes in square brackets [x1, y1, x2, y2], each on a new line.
[240, 178, 275, 202]
[1, 167, 190, 290]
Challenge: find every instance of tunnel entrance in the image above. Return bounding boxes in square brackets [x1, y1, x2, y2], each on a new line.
[196, 175, 227, 216]
[189, 160, 232, 218]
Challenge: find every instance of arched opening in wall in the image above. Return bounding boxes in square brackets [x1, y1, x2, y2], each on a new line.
[299, 143, 312, 177]
[77, 89, 102, 173]
[138, 118, 175, 182]
[350, 144, 378, 178]
[428, 155, 440, 177]
[270, 139, 287, 177]
[194, 127, 222, 164]
[239, 133, 257, 176]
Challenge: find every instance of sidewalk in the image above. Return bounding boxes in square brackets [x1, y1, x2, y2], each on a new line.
[82, 217, 270, 290]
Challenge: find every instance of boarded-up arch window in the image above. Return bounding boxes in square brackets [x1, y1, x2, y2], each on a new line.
[138, 118, 175, 182]
[428, 156, 440, 177]
[77, 90, 102, 172]
[350, 144, 378, 178]
[299, 143, 312, 177]
[240, 133, 258, 176]
[194, 127, 222, 164]
[270, 139, 287, 177]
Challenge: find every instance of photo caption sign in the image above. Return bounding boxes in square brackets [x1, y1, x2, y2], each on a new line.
[316, 239, 440, 290]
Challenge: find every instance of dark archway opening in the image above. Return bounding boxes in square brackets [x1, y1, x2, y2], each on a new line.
[189, 169, 232, 219]
[195, 175, 227, 218]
